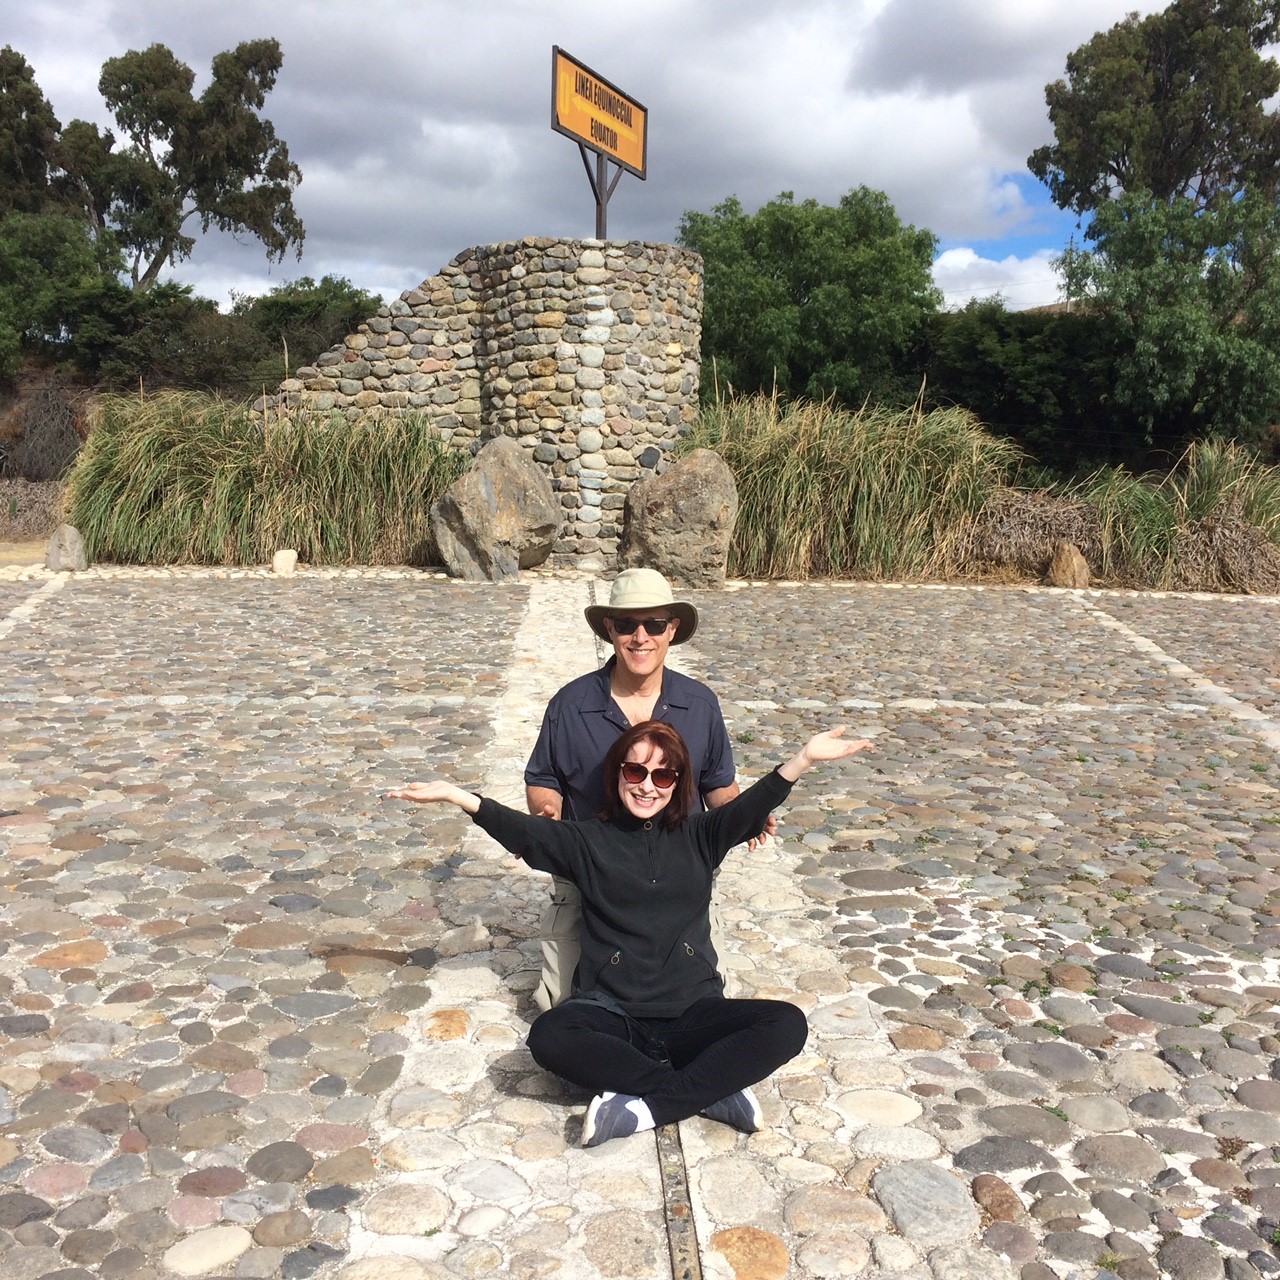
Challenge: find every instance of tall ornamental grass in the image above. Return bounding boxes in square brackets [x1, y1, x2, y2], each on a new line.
[1076, 439, 1280, 590]
[64, 392, 468, 565]
[682, 393, 1024, 579]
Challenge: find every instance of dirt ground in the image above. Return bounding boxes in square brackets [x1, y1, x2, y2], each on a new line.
[0, 540, 46, 566]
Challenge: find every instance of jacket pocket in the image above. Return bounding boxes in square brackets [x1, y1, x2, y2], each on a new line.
[588, 950, 623, 988]
[666, 939, 718, 984]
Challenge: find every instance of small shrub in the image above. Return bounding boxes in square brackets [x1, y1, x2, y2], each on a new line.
[0, 478, 63, 539]
[1079, 440, 1280, 591]
[960, 439, 1280, 591]
[1, 372, 86, 481]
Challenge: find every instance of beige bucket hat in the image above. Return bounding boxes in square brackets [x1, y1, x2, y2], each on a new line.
[585, 568, 699, 644]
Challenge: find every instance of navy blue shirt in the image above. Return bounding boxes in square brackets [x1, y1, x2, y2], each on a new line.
[524, 658, 737, 821]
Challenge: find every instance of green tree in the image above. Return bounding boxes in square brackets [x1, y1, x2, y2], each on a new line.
[677, 188, 939, 406]
[925, 300, 1131, 471]
[2, 38, 308, 385]
[1028, 0, 1280, 214]
[1059, 191, 1280, 452]
[0, 211, 127, 380]
[61, 38, 304, 291]
[73, 275, 381, 395]
[1029, 0, 1280, 452]
[233, 275, 380, 365]
[227, 274, 379, 396]
[0, 46, 64, 215]
[85, 282, 266, 391]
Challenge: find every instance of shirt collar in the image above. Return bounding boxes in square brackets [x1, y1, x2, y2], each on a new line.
[585, 657, 691, 713]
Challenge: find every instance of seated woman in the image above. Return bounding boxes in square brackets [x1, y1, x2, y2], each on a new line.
[387, 719, 872, 1148]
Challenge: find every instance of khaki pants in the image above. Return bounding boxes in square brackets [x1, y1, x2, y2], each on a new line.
[533, 872, 729, 1013]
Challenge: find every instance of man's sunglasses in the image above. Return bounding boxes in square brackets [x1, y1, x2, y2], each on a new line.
[609, 616, 674, 636]
[619, 762, 680, 789]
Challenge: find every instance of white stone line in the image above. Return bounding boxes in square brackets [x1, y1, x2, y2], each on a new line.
[7, 560, 1279, 605]
[0, 565, 449, 583]
[1081, 596, 1280, 757]
[0, 574, 69, 642]
[468, 575, 604, 811]
[725, 578, 1280, 606]
[739, 696, 1215, 716]
[0, 687, 1225, 729]
[342, 575, 657, 1276]
[0, 692, 507, 709]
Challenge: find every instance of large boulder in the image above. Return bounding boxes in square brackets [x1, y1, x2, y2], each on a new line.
[617, 449, 738, 588]
[429, 436, 559, 582]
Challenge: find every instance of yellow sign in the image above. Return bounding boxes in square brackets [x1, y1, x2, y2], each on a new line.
[552, 47, 647, 179]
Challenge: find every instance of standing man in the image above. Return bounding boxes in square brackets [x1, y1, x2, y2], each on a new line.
[525, 567, 770, 1012]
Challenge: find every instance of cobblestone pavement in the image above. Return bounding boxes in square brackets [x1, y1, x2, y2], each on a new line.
[1, 562, 1278, 1280]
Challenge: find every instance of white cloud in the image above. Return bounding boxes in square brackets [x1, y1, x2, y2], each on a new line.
[3, 0, 1164, 311]
[933, 246, 1063, 312]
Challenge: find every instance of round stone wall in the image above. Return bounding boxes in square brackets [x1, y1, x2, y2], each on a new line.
[263, 237, 703, 567]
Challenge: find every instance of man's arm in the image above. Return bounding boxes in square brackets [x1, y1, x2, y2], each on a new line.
[702, 782, 739, 809]
[526, 785, 563, 820]
[525, 695, 565, 820]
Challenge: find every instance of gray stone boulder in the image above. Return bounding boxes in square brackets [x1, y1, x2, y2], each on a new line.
[45, 524, 87, 572]
[617, 449, 738, 588]
[429, 436, 559, 582]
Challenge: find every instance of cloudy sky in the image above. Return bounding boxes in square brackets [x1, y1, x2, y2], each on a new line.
[5, 0, 1171, 312]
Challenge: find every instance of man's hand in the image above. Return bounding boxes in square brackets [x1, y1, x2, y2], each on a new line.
[526, 785, 563, 821]
[747, 812, 778, 851]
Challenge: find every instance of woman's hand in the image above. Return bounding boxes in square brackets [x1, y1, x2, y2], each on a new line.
[386, 781, 480, 814]
[804, 727, 874, 762]
[779, 727, 874, 781]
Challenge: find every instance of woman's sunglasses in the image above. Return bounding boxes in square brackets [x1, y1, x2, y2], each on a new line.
[609, 616, 673, 636]
[620, 762, 680, 789]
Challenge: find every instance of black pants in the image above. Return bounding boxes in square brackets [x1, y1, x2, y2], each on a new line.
[526, 996, 808, 1127]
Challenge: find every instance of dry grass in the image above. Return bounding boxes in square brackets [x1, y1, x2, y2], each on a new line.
[0, 479, 64, 540]
[968, 489, 1103, 577]
[1164, 502, 1280, 594]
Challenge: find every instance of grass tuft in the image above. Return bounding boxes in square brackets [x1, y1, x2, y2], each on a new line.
[681, 392, 1024, 580]
[64, 392, 467, 565]
[1074, 439, 1280, 591]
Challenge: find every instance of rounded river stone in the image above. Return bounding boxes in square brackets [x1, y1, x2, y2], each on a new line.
[245, 1142, 314, 1184]
[1073, 1135, 1165, 1183]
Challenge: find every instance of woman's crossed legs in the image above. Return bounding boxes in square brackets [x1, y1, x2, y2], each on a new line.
[526, 995, 807, 1133]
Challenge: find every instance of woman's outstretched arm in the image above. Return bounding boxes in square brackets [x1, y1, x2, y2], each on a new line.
[386, 782, 581, 882]
[386, 781, 480, 814]
[697, 727, 875, 860]
[778, 727, 873, 782]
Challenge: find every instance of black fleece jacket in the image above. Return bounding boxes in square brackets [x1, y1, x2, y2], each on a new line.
[472, 767, 795, 1017]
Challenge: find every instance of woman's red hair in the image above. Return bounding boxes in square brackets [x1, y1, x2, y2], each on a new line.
[598, 720, 695, 829]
